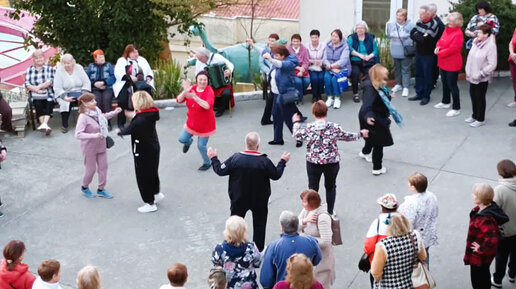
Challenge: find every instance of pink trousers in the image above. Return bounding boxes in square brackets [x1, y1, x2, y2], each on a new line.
[82, 152, 108, 190]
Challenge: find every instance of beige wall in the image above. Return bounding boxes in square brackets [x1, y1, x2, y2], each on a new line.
[168, 16, 299, 68]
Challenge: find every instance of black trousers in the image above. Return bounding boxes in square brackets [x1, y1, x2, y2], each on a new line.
[33, 99, 54, 118]
[351, 61, 372, 94]
[306, 161, 339, 215]
[361, 140, 384, 170]
[494, 235, 516, 283]
[93, 89, 114, 113]
[440, 69, 460, 110]
[117, 86, 133, 128]
[134, 152, 160, 204]
[470, 82, 488, 122]
[231, 202, 268, 252]
[214, 88, 231, 113]
[470, 264, 491, 289]
[261, 90, 274, 123]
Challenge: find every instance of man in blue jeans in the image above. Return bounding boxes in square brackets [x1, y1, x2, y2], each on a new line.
[409, 5, 442, 105]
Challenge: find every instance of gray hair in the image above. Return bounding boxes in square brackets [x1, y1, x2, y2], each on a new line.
[279, 210, 299, 234]
[245, 132, 260, 150]
[419, 5, 430, 13]
[31, 49, 44, 59]
[196, 47, 211, 58]
[355, 20, 369, 32]
[428, 3, 437, 15]
[61, 53, 75, 64]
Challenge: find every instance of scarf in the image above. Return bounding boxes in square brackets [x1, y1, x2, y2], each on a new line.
[378, 87, 403, 127]
[86, 107, 109, 137]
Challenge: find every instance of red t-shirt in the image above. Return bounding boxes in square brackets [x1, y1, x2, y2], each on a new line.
[273, 280, 324, 289]
[178, 85, 216, 137]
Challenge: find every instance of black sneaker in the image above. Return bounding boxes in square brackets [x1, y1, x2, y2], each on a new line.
[182, 144, 190, 153]
[408, 96, 422, 101]
[420, 98, 430, 106]
[491, 276, 502, 288]
[296, 140, 303, 147]
[509, 119, 516, 127]
[268, 140, 284, 145]
[198, 164, 211, 171]
[0, 210, 3, 218]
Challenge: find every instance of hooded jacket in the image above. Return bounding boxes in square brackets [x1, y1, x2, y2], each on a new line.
[0, 260, 36, 289]
[464, 202, 509, 266]
[120, 107, 160, 159]
[494, 177, 516, 237]
[322, 39, 352, 73]
[269, 54, 299, 95]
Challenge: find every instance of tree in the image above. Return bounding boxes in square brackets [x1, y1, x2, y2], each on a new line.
[450, 0, 516, 70]
[9, 0, 240, 65]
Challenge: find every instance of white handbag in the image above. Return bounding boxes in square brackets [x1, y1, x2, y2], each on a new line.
[409, 233, 436, 289]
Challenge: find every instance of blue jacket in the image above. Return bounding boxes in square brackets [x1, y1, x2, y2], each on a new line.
[269, 54, 299, 95]
[322, 39, 352, 73]
[86, 62, 116, 90]
[259, 233, 322, 289]
[259, 46, 273, 74]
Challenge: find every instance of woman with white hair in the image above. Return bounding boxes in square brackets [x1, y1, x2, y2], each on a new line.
[211, 216, 262, 289]
[54, 53, 91, 133]
[77, 265, 101, 289]
[347, 21, 379, 103]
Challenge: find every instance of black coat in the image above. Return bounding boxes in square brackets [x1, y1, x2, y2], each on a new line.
[358, 79, 394, 147]
[211, 151, 286, 210]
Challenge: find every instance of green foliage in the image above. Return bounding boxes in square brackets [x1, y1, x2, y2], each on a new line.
[154, 59, 183, 99]
[450, 0, 516, 70]
[376, 29, 395, 79]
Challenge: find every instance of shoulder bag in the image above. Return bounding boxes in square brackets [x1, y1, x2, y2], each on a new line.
[397, 24, 416, 57]
[409, 233, 436, 289]
[279, 87, 299, 105]
[358, 216, 380, 272]
[315, 211, 343, 246]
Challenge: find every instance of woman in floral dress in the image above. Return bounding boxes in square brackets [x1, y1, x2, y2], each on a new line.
[211, 216, 262, 289]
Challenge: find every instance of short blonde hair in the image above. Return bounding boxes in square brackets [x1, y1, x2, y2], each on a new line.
[132, 91, 154, 111]
[473, 183, 494, 205]
[396, 8, 408, 20]
[223, 216, 247, 246]
[388, 215, 412, 237]
[369, 64, 389, 90]
[77, 265, 100, 289]
[285, 254, 315, 289]
[448, 12, 464, 28]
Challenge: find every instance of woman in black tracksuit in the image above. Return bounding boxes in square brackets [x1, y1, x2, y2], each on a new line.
[119, 91, 162, 213]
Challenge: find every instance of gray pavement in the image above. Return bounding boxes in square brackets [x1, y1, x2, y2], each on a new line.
[0, 77, 515, 289]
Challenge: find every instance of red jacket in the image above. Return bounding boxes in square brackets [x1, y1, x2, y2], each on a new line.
[436, 26, 464, 72]
[0, 260, 36, 289]
[509, 28, 516, 62]
[464, 203, 509, 266]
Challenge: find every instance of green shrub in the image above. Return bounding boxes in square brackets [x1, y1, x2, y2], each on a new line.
[154, 59, 182, 99]
[376, 29, 395, 79]
[450, 0, 516, 70]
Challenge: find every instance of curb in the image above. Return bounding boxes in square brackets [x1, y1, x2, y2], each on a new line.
[154, 91, 263, 108]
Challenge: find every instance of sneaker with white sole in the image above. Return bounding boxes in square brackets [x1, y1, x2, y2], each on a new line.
[470, 120, 485, 127]
[333, 98, 341, 109]
[358, 151, 372, 162]
[464, 117, 475, 123]
[509, 274, 515, 283]
[446, 109, 460, 117]
[402, 88, 409, 97]
[154, 192, 165, 204]
[433, 102, 450, 109]
[326, 97, 334, 107]
[491, 276, 502, 288]
[507, 101, 516, 108]
[37, 123, 45, 131]
[391, 84, 402, 93]
[372, 167, 387, 175]
[97, 189, 113, 199]
[137, 203, 157, 213]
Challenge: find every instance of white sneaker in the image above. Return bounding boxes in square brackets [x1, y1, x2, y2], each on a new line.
[154, 193, 165, 204]
[464, 117, 475, 123]
[137, 203, 157, 213]
[507, 101, 516, 108]
[325, 97, 334, 107]
[358, 151, 372, 162]
[469, 120, 485, 127]
[433, 102, 450, 109]
[37, 124, 45, 130]
[402, 88, 409, 97]
[372, 167, 387, 175]
[391, 84, 402, 93]
[446, 110, 460, 117]
[333, 98, 341, 109]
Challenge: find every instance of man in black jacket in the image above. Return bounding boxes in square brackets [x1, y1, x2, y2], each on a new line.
[208, 132, 290, 251]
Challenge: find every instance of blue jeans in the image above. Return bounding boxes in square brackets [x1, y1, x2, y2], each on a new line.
[294, 77, 310, 102]
[178, 129, 210, 165]
[309, 70, 325, 99]
[272, 93, 296, 142]
[324, 70, 340, 98]
[415, 54, 435, 100]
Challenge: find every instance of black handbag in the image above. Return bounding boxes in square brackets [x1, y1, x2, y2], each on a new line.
[396, 24, 416, 57]
[362, 58, 376, 67]
[280, 87, 299, 105]
[106, 136, 115, 149]
[358, 252, 371, 272]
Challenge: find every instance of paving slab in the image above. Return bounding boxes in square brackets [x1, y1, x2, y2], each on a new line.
[0, 77, 515, 289]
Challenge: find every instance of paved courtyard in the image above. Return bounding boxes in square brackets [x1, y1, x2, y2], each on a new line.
[0, 77, 515, 289]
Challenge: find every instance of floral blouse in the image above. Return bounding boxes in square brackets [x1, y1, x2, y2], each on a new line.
[211, 241, 262, 289]
[293, 120, 361, 164]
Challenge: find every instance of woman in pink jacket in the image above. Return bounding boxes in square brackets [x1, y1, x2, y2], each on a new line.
[465, 24, 497, 128]
[288, 34, 311, 103]
[75, 93, 121, 198]
[434, 12, 464, 117]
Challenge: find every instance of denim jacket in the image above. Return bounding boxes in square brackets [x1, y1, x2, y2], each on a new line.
[86, 62, 116, 90]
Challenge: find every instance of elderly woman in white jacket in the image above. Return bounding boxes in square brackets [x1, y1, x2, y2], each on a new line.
[298, 189, 335, 289]
[113, 44, 154, 129]
[54, 53, 91, 133]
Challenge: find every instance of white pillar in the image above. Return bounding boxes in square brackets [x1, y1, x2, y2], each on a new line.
[355, 0, 363, 22]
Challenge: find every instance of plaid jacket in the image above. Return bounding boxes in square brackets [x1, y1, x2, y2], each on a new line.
[24, 64, 55, 99]
[464, 203, 509, 266]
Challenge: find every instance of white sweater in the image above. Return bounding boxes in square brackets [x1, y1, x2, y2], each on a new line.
[32, 277, 62, 289]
